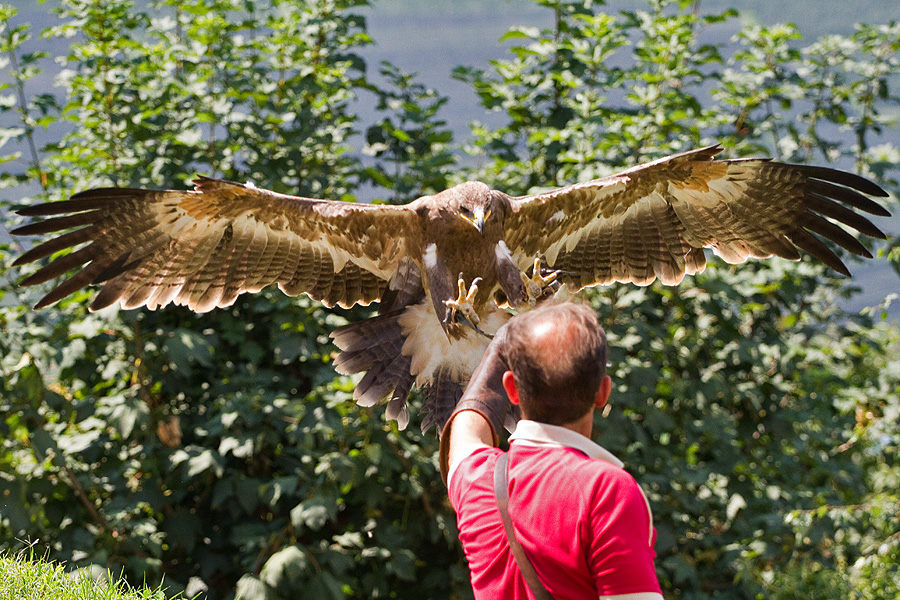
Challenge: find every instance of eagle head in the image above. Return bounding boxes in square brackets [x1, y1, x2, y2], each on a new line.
[447, 181, 510, 237]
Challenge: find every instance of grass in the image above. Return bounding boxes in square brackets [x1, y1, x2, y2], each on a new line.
[0, 551, 178, 600]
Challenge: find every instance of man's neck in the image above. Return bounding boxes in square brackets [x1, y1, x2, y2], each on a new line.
[523, 408, 595, 439]
[567, 410, 594, 439]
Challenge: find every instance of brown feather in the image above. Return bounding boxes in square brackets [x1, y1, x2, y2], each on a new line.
[800, 213, 872, 258]
[784, 229, 850, 276]
[796, 165, 891, 202]
[10, 211, 101, 237]
[805, 192, 886, 238]
[421, 369, 463, 434]
[806, 178, 892, 218]
[13, 226, 102, 265]
[331, 311, 416, 429]
[21, 245, 97, 287]
[34, 261, 110, 310]
[15, 194, 113, 217]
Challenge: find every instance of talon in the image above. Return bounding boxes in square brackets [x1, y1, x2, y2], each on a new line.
[472, 322, 494, 339]
[520, 258, 558, 306]
[444, 274, 482, 327]
[456, 312, 494, 339]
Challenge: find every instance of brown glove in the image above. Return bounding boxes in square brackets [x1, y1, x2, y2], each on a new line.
[439, 324, 512, 484]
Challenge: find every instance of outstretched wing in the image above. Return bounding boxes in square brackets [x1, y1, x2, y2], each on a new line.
[504, 146, 891, 289]
[12, 178, 419, 312]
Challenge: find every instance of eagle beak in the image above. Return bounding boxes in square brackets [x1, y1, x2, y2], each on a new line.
[473, 208, 486, 235]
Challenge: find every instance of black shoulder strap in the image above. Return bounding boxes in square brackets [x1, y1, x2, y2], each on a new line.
[493, 453, 555, 600]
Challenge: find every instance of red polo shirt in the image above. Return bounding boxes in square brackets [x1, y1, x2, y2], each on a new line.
[448, 421, 663, 600]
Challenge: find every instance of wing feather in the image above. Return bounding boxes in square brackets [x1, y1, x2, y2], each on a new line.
[12, 211, 101, 237]
[505, 146, 889, 288]
[640, 196, 682, 285]
[21, 245, 96, 287]
[622, 203, 653, 284]
[306, 245, 336, 304]
[237, 219, 272, 293]
[12, 178, 419, 311]
[588, 221, 612, 285]
[609, 216, 628, 282]
[784, 228, 850, 275]
[27, 256, 109, 309]
[649, 194, 690, 284]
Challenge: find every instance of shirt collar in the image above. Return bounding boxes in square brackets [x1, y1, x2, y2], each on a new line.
[508, 420, 624, 468]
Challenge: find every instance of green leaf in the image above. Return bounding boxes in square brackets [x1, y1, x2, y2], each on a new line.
[290, 497, 335, 532]
[260, 546, 308, 591]
[499, 26, 540, 42]
[11, 356, 44, 407]
[29, 429, 61, 467]
[107, 395, 149, 439]
[163, 328, 214, 371]
[235, 575, 275, 600]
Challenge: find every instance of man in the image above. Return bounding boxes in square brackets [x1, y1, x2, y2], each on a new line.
[439, 303, 663, 600]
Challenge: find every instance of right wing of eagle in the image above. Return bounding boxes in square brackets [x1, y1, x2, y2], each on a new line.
[503, 146, 892, 289]
[12, 177, 420, 313]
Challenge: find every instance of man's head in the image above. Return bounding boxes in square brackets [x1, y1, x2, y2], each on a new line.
[502, 302, 609, 426]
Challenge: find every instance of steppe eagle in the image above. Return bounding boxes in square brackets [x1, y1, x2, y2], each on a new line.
[11, 145, 891, 431]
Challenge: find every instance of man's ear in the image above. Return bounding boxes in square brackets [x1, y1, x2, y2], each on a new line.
[502, 371, 520, 405]
[594, 374, 612, 409]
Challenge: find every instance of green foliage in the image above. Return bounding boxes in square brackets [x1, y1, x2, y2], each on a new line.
[36, 0, 371, 196]
[361, 62, 456, 203]
[1, 1, 899, 599]
[455, 0, 900, 191]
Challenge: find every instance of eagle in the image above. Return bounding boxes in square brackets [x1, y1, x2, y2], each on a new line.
[11, 145, 891, 431]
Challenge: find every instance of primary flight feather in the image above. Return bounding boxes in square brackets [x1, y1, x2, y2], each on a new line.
[12, 145, 891, 431]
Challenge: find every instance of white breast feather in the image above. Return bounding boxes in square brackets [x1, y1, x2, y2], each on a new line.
[424, 243, 438, 270]
[495, 240, 514, 263]
[398, 298, 510, 387]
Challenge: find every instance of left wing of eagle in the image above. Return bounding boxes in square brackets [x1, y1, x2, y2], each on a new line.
[503, 146, 891, 290]
[12, 177, 419, 312]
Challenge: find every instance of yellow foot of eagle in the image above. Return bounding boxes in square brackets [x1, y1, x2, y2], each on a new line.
[444, 275, 491, 337]
[520, 258, 559, 306]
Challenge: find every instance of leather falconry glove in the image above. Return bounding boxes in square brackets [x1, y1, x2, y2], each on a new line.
[439, 323, 513, 484]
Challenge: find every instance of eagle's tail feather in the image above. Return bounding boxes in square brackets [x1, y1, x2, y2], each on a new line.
[421, 369, 464, 435]
[356, 353, 412, 407]
[330, 311, 415, 428]
[331, 312, 404, 374]
[386, 376, 414, 431]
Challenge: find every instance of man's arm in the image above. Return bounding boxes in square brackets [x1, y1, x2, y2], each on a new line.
[589, 470, 663, 598]
[439, 324, 513, 485]
[445, 410, 494, 485]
